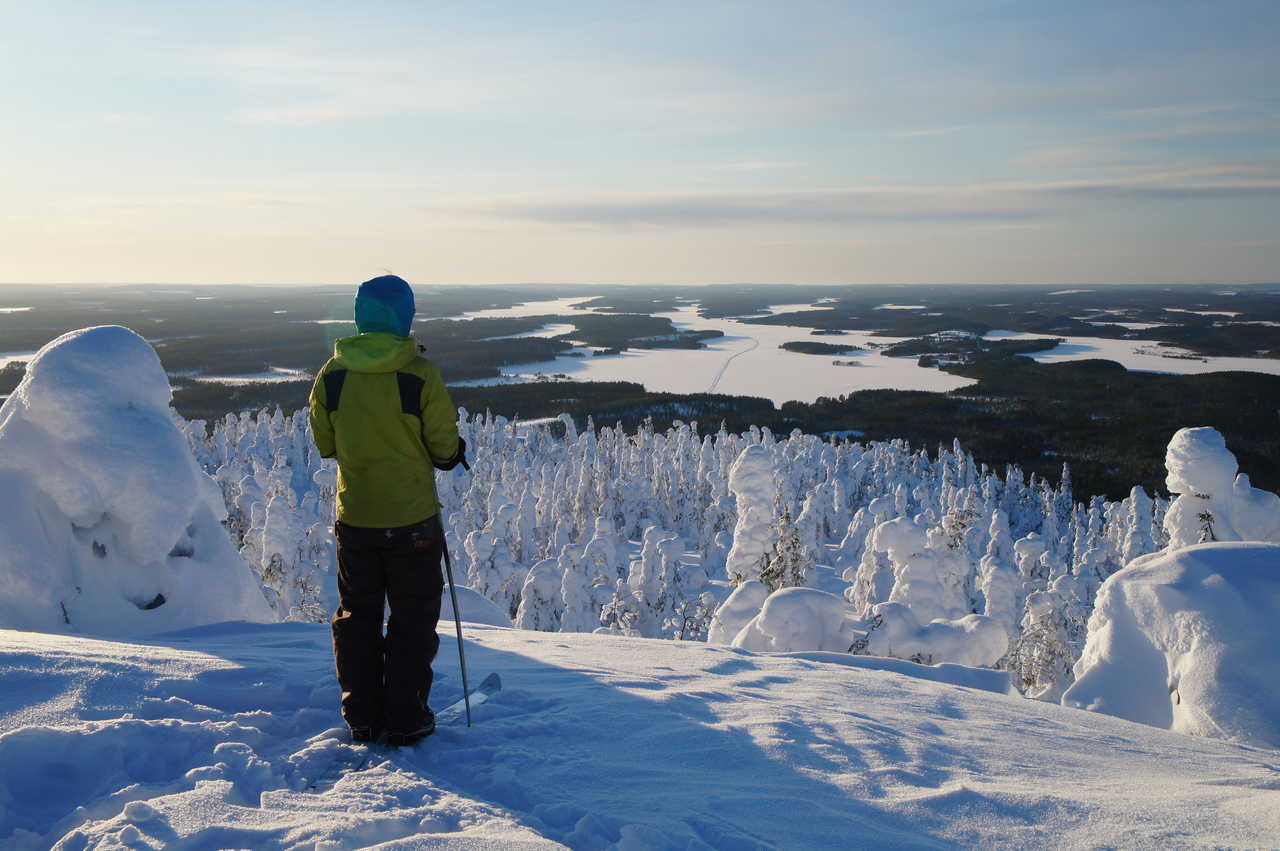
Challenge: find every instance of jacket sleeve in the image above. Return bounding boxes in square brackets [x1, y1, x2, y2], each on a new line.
[308, 368, 337, 459]
[420, 366, 461, 465]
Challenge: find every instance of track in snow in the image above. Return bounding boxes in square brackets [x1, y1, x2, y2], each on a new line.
[706, 336, 760, 393]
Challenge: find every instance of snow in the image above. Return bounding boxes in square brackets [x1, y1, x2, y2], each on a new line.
[983, 330, 1280, 376]
[1048, 289, 1094, 295]
[181, 367, 313, 386]
[2, 622, 1279, 849]
[0, 326, 272, 635]
[0, 307, 32, 313]
[442, 584, 517, 628]
[479, 323, 578, 342]
[1164, 308, 1241, 317]
[731, 587, 858, 652]
[447, 302, 974, 404]
[722, 445, 776, 584]
[873, 304, 927, 310]
[1064, 542, 1280, 749]
[1162, 427, 1280, 548]
[0, 350, 37, 369]
[448, 297, 597, 320]
[864, 603, 1008, 669]
[705, 580, 768, 645]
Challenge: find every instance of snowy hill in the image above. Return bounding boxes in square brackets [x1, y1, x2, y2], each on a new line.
[2, 622, 1278, 849]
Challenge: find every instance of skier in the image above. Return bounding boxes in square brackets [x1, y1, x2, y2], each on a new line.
[308, 275, 467, 746]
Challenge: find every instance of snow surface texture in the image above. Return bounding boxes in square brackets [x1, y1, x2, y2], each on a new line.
[2, 622, 1278, 850]
[1064, 542, 1280, 749]
[0, 326, 271, 635]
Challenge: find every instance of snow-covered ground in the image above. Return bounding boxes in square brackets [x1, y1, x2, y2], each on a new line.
[984, 330, 1280, 376]
[3, 621, 1278, 850]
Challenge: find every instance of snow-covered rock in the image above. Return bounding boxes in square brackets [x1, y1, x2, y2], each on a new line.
[1063, 542, 1280, 748]
[0, 326, 271, 635]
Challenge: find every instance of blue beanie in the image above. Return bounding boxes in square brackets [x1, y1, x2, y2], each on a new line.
[354, 275, 415, 337]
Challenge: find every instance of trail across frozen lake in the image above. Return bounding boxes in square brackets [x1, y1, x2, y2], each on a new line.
[2, 622, 1278, 849]
[706, 336, 760, 394]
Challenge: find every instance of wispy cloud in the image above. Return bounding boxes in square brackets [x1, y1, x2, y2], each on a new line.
[239, 105, 362, 126]
[457, 170, 1280, 228]
[891, 126, 966, 138]
[715, 161, 801, 171]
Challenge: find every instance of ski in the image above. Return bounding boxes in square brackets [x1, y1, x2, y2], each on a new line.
[436, 671, 502, 725]
[305, 672, 502, 793]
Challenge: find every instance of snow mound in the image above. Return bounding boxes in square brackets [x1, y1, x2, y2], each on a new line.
[864, 602, 1009, 668]
[732, 587, 858, 652]
[706, 580, 768, 644]
[444, 583, 515, 628]
[1063, 542, 1280, 748]
[0, 326, 271, 635]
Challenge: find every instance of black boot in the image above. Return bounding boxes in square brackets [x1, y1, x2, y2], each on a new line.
[385, 711, 436, 747]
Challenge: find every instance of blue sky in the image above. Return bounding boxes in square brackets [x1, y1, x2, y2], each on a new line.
[1, 0, 1277, 284]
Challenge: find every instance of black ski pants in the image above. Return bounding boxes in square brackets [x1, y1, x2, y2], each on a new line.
[332, 514, 445, 734]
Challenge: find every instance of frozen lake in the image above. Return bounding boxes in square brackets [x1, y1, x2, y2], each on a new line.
[438, 296, 1280, 404]
[178, 367, 313, 386]
[985, 331, 1280, 376]
[0, 351, 37, 370]
[444, 300, 975, 405]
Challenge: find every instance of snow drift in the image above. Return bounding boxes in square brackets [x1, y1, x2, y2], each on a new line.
[1063, 542, 1280, 748]
[0, 326, 271, 635]
[3, 622, 1278, 849]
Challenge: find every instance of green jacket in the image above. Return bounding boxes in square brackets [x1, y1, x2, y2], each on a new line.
[309, 333, 460, 528]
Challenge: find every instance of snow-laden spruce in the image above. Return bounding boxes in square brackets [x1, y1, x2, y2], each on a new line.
[1161, 426, 1280, 548]
[186, 401, 1204, 694]
[0, 326, 271, 634]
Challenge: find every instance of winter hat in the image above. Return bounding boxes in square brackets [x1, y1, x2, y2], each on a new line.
[354, 275, 415, 337]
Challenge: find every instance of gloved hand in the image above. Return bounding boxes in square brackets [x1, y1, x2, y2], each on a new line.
[433, 436, 468, 471]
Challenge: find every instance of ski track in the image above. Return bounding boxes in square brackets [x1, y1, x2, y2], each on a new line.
[706, 337, 760, 395]
[3, 623, 1279, 849]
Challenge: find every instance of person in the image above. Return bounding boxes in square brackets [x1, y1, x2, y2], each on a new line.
[308, 275, 467, 746]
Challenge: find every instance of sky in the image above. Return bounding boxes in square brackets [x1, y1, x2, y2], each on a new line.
[1, 0, 1278, 286]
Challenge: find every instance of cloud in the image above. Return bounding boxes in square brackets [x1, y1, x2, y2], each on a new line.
[891, 126, 966, 138]
[455, 171, 1280, 229]
[462, 189, 1042, 227]
[238, 106, 361, 126]
[715, 161, 801, 171]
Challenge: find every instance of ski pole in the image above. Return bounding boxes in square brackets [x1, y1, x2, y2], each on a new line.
[441, 527, 473, 727]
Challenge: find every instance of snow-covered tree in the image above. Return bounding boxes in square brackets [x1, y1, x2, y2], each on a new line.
[759, 509, 810, 593]
[724, 444, 777, 584]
